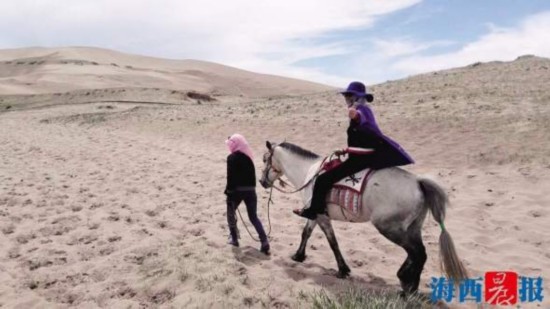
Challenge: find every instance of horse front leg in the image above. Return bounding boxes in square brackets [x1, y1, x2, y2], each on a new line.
[292, 219, 317, 262]
[317, 215, 351, 278]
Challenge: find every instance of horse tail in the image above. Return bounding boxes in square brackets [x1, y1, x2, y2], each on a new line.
[418, 178, 469, 282]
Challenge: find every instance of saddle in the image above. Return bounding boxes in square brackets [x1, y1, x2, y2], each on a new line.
[327, 169, 373, 214]
[319, 152, 374, 215]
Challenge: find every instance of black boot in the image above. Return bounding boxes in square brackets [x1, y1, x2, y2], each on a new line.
[260, 241, 270, 255]
[228, 227, 239, 247]
[293, 207, 318, 220]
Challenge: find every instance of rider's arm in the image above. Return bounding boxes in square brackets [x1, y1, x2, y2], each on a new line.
[355, 105, 375, 126]
[356, 109, 367, 125]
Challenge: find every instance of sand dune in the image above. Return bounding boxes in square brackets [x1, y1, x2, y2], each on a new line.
[0, 47, 332, 97]
[0, 48, 549, 308]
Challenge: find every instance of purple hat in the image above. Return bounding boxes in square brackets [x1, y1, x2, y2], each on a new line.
[340, 81, 373, 102]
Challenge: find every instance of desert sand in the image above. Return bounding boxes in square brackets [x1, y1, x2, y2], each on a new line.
[0, 48, 549, 308]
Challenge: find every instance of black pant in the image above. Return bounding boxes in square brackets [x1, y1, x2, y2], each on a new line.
[309, 155, 372, 214]
[226, 191, 268, 243]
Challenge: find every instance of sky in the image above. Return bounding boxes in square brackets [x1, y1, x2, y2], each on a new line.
[1, 0, 550, 86]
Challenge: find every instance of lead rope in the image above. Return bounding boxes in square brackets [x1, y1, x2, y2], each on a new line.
[237, 151, 342, 241]
[236, 187, 273, 242]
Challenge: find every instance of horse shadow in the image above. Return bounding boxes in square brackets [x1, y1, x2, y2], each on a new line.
[273, 256, 440, 307]
[274, 255, 392, 287]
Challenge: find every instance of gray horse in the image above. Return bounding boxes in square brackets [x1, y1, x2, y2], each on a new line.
[259, 141, 468, 294]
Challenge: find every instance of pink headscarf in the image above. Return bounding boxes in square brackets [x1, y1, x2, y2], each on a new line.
[226, 133, 254, 160]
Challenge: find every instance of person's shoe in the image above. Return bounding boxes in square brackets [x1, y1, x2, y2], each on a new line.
[260, 242, 270, 255]
[227, 234, 239, 247]
[293, 208, 317, 220]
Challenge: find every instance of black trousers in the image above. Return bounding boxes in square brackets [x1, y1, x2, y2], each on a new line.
[309, 155, 372, 214]
[226, 191, 268, 243]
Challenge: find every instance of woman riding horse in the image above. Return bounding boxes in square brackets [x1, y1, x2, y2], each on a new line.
[294, 81, 414, 220]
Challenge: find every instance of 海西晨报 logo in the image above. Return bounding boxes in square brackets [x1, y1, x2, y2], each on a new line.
[431, 271, 544, 305]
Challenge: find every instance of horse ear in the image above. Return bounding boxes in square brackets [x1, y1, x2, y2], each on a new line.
[266, 141, 272, 150]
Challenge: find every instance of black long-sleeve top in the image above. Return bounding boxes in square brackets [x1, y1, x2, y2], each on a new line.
[225, 151, 256, 194]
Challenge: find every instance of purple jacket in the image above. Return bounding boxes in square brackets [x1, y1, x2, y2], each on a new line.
[352, 104, 414, 167]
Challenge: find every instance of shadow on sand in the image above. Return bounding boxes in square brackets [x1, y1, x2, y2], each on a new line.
[273, 255, 446, 308]
[231, 245, 271, 266]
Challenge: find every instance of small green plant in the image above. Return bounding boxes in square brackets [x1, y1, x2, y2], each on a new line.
[310, 287, 431, 309]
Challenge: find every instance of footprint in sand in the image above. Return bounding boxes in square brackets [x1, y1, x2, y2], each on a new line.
[1, 224, 15, 235]
[351, 259, 365, 267]
[66, 234, 98, 246]
[528, 210, 544, 218]
[25, 257, 56, 271]
[99, 245, 116, 256]
[15, 232, 37, 244]
[8, 247, 20, 259]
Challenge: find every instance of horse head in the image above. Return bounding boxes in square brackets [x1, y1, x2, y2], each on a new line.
[259, 141, 284, 188]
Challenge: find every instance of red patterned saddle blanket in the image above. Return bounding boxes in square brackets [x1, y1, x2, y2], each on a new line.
[326, 169, 374, 214]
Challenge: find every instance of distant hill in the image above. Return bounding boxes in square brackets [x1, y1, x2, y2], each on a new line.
[371, 54, 550, 106]
[365, 55, 550, 167]
[0, 46, 333, 97]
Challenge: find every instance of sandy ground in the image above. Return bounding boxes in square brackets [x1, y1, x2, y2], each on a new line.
[1, 48, 549, 308]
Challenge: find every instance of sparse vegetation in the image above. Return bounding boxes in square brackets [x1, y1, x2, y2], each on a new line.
[187, 91, 215, 101]
[310, 288, 432, 309]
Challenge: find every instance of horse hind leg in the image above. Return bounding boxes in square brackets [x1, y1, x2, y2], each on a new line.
[399, 232, 427, 294]
[292, 219, 317, 262]
[374, 220, 427, 294]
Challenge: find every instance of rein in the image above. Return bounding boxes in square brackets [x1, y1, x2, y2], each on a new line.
[272, 155, 332, 194]
[237, 150, 339, 242]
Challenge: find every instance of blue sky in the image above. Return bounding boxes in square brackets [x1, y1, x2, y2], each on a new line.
[1, 0, 549, 86]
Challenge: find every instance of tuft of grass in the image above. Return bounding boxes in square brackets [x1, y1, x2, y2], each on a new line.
[310, 287, 432, 309]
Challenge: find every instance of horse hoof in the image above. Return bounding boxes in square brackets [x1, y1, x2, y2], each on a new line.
[337, 272, 350, 279]
[291, 254, 306, 262]
[337, 271, 350, 279]
[337, 267, 351, 279]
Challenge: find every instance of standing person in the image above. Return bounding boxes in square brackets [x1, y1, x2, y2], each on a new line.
[225, 134, 270, 255]
[294, 81, 414, 220]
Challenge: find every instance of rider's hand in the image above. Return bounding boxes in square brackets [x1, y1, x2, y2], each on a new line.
[333, 149, 346, 156]
[348, 107, 359, 121]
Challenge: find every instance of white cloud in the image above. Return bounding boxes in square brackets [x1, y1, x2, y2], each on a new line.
[372, 38, 453, 57]
[392, 11, 550, 75]
[0, 0, 421, 85]
[3, 2, 548, 87]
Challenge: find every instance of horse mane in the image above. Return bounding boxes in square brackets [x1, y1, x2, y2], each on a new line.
[279, 142, 320, 160]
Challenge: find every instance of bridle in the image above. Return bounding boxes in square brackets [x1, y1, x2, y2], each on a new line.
[263, 148, 283, 180]
[262, 146, 329, 194]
